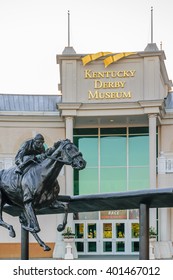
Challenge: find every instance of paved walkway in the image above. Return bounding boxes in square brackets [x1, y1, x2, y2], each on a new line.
[78, 254, 139, 260]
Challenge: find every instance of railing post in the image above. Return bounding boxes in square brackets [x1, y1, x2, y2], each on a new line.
[21, 226, 29, 260]
[139, 203, 149, 260]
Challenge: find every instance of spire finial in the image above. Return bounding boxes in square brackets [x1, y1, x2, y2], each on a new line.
[68, 10, 70, 47]
[160, 41, 162, 50]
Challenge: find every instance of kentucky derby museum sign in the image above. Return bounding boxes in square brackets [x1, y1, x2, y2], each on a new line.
[84, 69, 135, 100]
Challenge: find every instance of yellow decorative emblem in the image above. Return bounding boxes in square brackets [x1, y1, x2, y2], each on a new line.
[82, 52, 136, 67]
[104, 52, 136, 67]
[82, 52, 112, 66]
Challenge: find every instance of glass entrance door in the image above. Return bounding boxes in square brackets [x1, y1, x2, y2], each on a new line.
[101, 221, 126, 254]
[75, 220, 139, 255]
[75, 221, 99, 254]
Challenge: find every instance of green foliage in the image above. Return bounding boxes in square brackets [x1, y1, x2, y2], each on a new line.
[62, 227, 75, 238]
[149, 227, 157, 238]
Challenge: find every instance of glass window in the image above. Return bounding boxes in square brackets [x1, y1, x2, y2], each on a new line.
[131, 241, 139, 252]
[76, 137, 98, 167]
[100, 127, 126, 135]
[129, 127, 149, 134]
[75, 223, 84, 238]
[129, 167, 149, 190]
[131, 223, 139, 238]
[129, 210, 139, 219]
[76, 242, 84, 252]
[116, 223, 125, 238]
[103, 223, 112, 238]
[100, 167, 127, 193]
[87, 223, 96, 239]
[129, 135, 149, 166]
[74, 127, 152, 196]
[88, 242, 97, 252]
[100, 136, 127, 167]
[79, 168, 98, 194]
[74, 128, 98, 136]
[116, 242, 125, 252]
[103, 241, 112, 252]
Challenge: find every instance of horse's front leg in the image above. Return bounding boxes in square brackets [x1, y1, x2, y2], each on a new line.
[22, 201, 40, 233]
[0, 192, 16, 237]
[50, 201, 69, 232]
[57, 203, 69, 232]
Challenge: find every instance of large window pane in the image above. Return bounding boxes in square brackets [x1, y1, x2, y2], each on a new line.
[100, 167, 127, 192]
[79, 168, 98, 194]
[129, 135, 149, 166]
[77, 137, 98, 167]
[74, 127, 152, 195]
[129, 167, 149, 190]
[100, 136, 126, 166]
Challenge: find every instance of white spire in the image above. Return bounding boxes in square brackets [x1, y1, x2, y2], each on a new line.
[62, 10, 76, 54]
[144, 6, 159, 52]
[151, 6, 153, 43]
[68, 10, 70, 47]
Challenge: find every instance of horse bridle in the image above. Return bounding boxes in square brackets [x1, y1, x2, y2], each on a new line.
[46, 140, 82, 163]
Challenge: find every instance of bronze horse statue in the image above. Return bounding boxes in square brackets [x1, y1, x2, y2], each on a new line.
[0, 139, 86, 251]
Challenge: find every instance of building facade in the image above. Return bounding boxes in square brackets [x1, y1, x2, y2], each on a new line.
[0, 43, 173, 258]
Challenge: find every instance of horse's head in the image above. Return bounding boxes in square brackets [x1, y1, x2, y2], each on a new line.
[54, 139, 86, 170]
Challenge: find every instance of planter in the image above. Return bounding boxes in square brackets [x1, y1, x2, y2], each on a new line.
[63, 237, 75, 243]
[149, 238, 156, 259]
[63, 237, 75, 260]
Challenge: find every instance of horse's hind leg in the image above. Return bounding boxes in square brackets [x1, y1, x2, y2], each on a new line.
[32, 233, 51, 251]
[19, 212, 50, 251]
[0, 191, 16, 238]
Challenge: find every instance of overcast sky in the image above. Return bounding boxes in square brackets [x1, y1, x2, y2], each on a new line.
[0, 0, 173, 94]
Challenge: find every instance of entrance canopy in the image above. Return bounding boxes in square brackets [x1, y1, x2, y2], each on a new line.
[3, 187, 173, 260]
[4, 187, 173, 216]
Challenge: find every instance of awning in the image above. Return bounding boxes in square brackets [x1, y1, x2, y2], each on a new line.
[4, 187, 173, 216]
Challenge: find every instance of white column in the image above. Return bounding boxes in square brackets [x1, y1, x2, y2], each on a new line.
[64, 117, 74, 232]
[53, 116, 75, 258]
[159, 208, 171, 240]
[65, 116, 73, 141]
[64, 117, 77, 258]
[65, 117, 74, 196]
[148, 114, 157, 189]
[148, 114, 157, 231]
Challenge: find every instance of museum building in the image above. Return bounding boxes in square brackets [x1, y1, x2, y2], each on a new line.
[1, 42, 173, 259]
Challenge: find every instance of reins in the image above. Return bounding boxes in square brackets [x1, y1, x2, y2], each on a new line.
[45, 140, 82, 163]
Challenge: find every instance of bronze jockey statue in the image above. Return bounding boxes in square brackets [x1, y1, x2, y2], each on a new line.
[15, 133, 46, 175]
